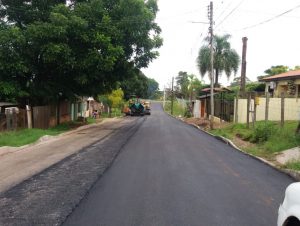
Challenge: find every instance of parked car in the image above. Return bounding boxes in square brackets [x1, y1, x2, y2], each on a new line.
[278, 182, 300, 226]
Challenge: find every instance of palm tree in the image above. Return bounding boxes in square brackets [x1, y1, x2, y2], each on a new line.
[197, 34, 240, 87]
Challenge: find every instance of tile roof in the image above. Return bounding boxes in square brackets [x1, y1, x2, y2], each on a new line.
[201, 87, 232, 92]
[262, 69, 300, 81]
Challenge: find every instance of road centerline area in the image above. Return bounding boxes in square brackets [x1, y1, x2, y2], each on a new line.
[63, 103, 294, 226]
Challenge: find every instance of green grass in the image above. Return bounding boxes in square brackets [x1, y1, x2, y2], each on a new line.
[0, 109, 124, 147]
[0, 121, 86, 147]
[86, 117, 97, 124]
[98, 108, 123, 118]
[285, 161, 300, 171]
[210, 121, 300, 158]
[164, 101, 186, 117]
[110, 108, 123, 117]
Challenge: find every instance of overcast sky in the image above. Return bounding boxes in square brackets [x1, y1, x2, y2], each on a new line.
[141, 0, 300, 89]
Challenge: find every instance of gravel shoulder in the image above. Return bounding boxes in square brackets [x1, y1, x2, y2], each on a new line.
[0, 118, 124, 193]
[0, 116, 145, 226]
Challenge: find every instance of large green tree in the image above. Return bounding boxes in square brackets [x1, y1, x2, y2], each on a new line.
[0, 0, 66, 28]
[147, 78, 159, 99]
[257, 65, 289, 80]
[188, 75, 202, 98]
[120, 68, 148, 99]
[197, 34, 240, 87]
[175, 71, 189, 98]
[0, 0, 162, 104]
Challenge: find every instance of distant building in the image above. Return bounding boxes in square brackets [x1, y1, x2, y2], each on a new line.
[261, 69, 300, 97]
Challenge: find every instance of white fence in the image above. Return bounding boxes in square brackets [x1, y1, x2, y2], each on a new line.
[234, 97, 300, 123]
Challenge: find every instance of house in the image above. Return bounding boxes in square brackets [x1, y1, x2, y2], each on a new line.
[0, 102, 24, 131]
[262, 69, 300, 97]
[0, 102, 18, 114]
[196, 87, 234, 121]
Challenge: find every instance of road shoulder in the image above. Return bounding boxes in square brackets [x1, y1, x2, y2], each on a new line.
[0, 117, 123, 193]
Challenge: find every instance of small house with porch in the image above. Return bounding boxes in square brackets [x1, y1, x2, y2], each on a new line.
[262, 69, 300, 97]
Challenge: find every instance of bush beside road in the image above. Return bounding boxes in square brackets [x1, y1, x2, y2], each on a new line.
[209, 121, 300, 172]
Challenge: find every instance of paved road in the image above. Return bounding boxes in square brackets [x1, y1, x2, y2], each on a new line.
[0, 117, 145, 225]
[63, 103, 294, 226]
[0, 118, 129, 193]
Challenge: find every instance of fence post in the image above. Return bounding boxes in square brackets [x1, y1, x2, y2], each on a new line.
[26, 105, 32, 129]
[247, 92, 250, 128]
[253, 92, 257, 125]
[281, 92, 285, 128]
[265, 92, 269, 121]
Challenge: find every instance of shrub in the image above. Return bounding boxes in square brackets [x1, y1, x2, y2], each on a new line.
[184, 105, 192, 118]
[251, 122, 277, 143]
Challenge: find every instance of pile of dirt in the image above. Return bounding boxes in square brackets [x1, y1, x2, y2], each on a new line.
[182, 117, 228, 130]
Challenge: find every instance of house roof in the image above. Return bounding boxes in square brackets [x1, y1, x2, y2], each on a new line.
[201, 87, 232, 93]
[0, 102, 17, 107]
[262, 69, 300, 81]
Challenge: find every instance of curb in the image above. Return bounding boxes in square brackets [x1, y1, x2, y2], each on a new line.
[166, 112, 300, 182]
[192, 122, 300, 182]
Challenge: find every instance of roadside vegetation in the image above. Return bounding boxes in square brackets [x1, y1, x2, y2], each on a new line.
[164, 100, 186, 117]
[285, 161, 300, 171]
[210, 121, 300, 160]
[0, 121, 87, 147]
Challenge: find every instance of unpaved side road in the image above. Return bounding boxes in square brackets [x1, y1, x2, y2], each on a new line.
[0, 116, 145, 226]
[0, 117, 127, 193]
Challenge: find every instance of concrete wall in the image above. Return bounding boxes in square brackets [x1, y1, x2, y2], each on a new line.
[193, 100, 200, 118]
[234, 97, 300, 123]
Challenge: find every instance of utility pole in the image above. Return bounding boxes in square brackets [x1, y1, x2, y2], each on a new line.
[240, 37, 248, 96]
[171, 77, 174, 115]
[208, 1, 214, 129]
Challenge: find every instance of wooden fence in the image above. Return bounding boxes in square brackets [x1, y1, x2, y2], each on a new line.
[0, 109, 27, 131]
[32, 105, 56, 129]
[0, 101, 72, 131]
[32, 101, 71, 129]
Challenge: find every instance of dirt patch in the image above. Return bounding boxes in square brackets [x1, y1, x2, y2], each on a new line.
[182, 118, 252, 149]
[232, 136, 255, 150]
[181, 117, 229, 130]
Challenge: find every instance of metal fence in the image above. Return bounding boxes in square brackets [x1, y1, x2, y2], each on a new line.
[206, 99, 234, 122]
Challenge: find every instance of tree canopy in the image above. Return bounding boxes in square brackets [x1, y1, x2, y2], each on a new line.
[197, 34, 240, 87]
[147, 78, 159, 99]
[257, 65, 300, 80]
[0, 0, 162, 105]
[175, 71, 203, 99]
[229, 76, 251, 87]
[175, 71, 189, 99]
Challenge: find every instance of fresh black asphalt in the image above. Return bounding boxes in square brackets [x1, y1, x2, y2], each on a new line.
[63, 103, 294, 226]
[0, 117, 145, 225]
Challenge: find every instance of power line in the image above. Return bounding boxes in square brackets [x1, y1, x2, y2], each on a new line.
[234, 4, 300, 31]
[214, 0, 234, 23]
[237, 8, 300, 19]
[215, 0, 246, 29]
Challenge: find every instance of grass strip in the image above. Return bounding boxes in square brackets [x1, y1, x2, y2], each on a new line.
[210, 121, 300, 159]
[0, 121, 85, 147]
